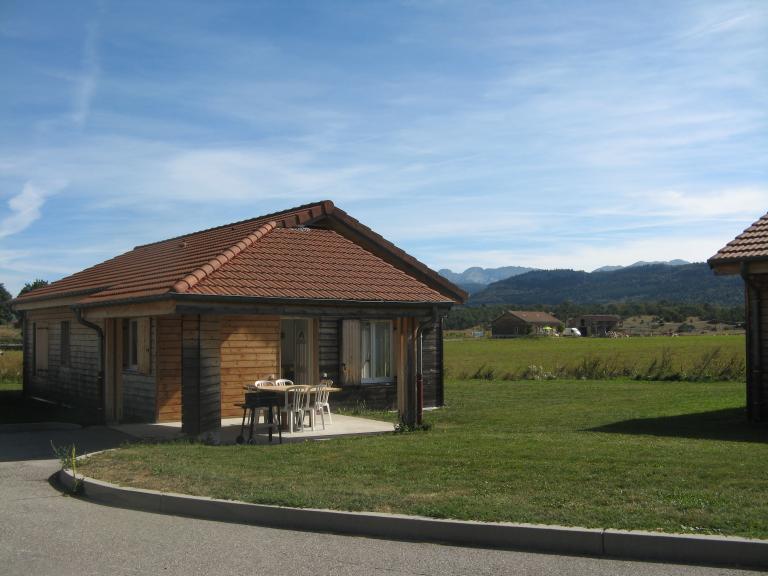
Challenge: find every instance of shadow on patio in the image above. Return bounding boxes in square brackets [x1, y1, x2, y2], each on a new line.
[588, 407, 768, 444]
[111, 414, 394, 445]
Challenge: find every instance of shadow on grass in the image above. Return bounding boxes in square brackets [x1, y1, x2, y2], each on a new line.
[589, 408, 768, 444]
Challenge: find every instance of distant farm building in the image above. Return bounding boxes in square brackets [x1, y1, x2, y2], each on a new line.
[570, 314, 621, 336]
[491, 311, 563, 338]
[709, 212, 768, 422]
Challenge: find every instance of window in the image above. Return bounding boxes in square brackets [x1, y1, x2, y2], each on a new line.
[122, 318, 150, 373]
[361, 321, 391, 382]
[341, 319, 392, 385]
[60, 321, 70, 367]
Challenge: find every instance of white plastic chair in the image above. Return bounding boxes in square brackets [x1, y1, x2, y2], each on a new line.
[248, 380, 274, 423]
[308, 381, 333, 430]
[283, 385, 310, 433]
[317, 378, 333, 426]
[274, 378, 293, 387]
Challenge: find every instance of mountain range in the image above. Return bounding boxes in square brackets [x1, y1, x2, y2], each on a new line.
[438, 266, 535, 294]
[440, 260, 691, 294]
[466, 263, 742, 307]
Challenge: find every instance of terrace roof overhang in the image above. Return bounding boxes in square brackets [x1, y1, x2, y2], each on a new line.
[64, 291, 452, 321]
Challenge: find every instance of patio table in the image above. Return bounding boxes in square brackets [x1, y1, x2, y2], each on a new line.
[235, 389, 284, 444]
[238, 385, 341, 438]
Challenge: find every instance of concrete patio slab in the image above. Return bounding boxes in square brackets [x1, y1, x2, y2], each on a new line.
[111, 413, 393, 444]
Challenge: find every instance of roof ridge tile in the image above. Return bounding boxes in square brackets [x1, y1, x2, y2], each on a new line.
[171, 221, 277, 293]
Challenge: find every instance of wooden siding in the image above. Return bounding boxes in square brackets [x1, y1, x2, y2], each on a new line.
[199, 316, 221, 436]
[23, 307, 101, 415]
[746, 281, 768, 421]
[121, 318, 156, 422]
[181, 315, 201, 433]
[156, 316, 182, 422]
[318, 317, 340, 381]
[421, 322, 443, 408]
[219, 315, 280, 418]
[333, 383, 398, 411]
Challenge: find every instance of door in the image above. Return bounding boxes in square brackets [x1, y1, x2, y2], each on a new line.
[280, 319, 313, 384]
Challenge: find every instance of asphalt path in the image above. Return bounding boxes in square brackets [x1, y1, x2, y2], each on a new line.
[0, 427, 761, 576]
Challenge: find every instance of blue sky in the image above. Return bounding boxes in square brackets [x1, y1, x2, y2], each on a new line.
[1, 0, 766, 295]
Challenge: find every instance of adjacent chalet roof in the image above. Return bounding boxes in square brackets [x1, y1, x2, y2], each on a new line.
[709, 212, 768, 266]
[14, 200, 466, 308]
[495, 310, 563, 326]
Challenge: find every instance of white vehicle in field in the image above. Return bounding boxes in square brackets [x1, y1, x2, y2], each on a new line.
[562, 327, 582, 337]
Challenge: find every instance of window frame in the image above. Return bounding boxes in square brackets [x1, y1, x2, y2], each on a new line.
[360, 319, 393, 385]
[122, 319, 140, 372]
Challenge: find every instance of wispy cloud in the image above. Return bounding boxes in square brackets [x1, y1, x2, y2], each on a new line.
[72, 10, 102, 127]
[0, 181, 67, 239]
[0, 1, 765, 293]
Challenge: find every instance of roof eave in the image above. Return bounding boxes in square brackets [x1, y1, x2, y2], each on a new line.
[708, 255, 768, 276]
[70, 291, 456, 311]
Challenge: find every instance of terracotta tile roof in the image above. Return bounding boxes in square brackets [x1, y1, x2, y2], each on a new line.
[14, 200, 462, 306]
[187, 227, 451, 302]
[500, 310, 563, 325]
[709, 212, 768, 263]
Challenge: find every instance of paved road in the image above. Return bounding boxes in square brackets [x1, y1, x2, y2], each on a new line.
[0, 428, 761, 576]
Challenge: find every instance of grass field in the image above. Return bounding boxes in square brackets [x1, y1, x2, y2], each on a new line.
[0, 325, 21, 344]
[80, 378, 768, 539]
[445, 335, 745, 381]
[0, 350, 22, 390]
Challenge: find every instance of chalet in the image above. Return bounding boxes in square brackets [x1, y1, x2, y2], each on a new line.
[570, 314, 621, 336]
[12, 201, 466, 438]
[491, 310, 563, 338]
[709, 212, 768, 422]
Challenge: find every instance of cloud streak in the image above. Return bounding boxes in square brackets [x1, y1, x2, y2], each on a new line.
[72, 11, 102, 127]
[0, 181, 66, 239]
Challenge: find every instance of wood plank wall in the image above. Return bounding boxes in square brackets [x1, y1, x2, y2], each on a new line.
[156, 317, 182, 422]
[199, 316, 221, 435]
[219, 315, 280, 418]
[753, 284, 768, 420]
[319, 317, 340, 381]
[181, 315, 201, 433]
[421, 321, 443, 408]
[121, 319, 156, 422]
[23, 307, 101, 415]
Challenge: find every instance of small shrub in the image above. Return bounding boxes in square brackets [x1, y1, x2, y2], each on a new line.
[51, 441, 83, 495]
[394, 421, 432, 433]
[471, 364, 496, 380]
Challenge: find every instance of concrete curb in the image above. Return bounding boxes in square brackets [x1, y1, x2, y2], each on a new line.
[58, 468, 768, 569]
[0, 421, 82, 433]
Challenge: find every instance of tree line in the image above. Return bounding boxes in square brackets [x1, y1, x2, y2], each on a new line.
[444, 301, 745, 331]
[0, 280, 49, 324]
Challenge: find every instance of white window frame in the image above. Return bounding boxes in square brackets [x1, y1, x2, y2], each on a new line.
[360, 320, 393, 384]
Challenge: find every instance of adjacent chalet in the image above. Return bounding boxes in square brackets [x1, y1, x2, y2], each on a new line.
[491, 310, 563, 338]
[569, 314, 621, 336]
[13, 201, 466, 436]
[709, 212, 768, 422]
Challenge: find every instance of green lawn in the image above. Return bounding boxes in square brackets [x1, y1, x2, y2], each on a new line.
[0, 350, 22, 390]
[445, 335, 745, 381]
[81, 378, 768, 539]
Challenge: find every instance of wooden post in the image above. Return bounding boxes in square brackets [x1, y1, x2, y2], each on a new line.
[745, 280, 765, 421]
[181, 314, 222, 442]
[181, 315, 200, 435]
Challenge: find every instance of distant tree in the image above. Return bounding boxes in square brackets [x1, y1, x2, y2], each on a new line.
[17, 279, 49, 299]
[0, 283, 12, 324]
